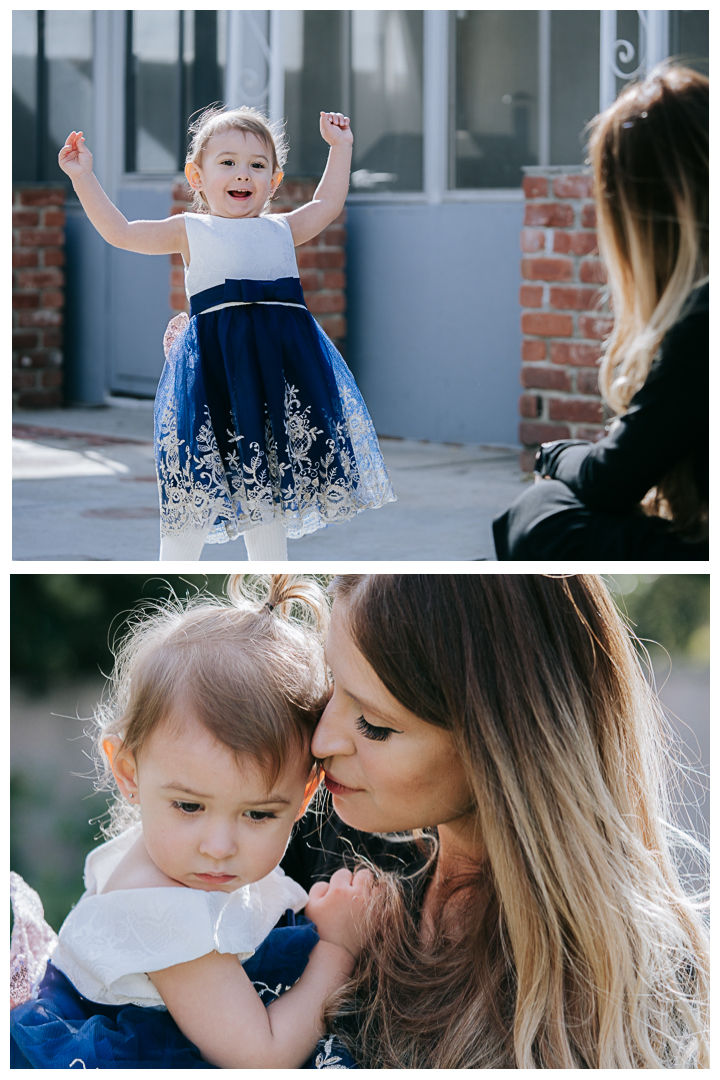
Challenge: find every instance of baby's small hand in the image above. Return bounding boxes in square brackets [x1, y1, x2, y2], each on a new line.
[305, 868, 374, 959]
[319, 111, 353, 148]
[58, 131, 93, 180]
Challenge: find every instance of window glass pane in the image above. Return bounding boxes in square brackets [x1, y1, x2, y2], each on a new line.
[350, 10, 423, 193]
[550, 11, 600, 165]
[12, 11, 37, 181]
[131, 10, 180, 173]
[670, 10, 709, 76]
[283, 11, 343, 177]
[452, 10, 538, 189]
[189, 11, 221, 123]
[45, 10, 94, 182]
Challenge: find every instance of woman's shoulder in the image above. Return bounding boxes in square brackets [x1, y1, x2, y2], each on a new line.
[654, 281, 709, 375]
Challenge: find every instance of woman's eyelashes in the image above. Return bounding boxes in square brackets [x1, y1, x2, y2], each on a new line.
[355, 715, 401, 742]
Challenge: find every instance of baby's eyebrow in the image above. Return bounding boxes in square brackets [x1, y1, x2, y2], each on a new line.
[245, 794, 292, 806]
[160, 782, 210, 799]
[215, 151, 268, 161]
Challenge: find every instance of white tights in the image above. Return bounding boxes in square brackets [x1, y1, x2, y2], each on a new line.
[159, 517, 287, 562]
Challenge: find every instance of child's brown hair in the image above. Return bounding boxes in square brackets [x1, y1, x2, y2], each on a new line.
[95, 575, 330, 834]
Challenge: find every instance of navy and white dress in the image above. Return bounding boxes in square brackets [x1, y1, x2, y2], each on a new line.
[155, 212, 395, 544]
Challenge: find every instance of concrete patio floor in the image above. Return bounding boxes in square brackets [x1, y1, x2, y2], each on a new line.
[13, 399, 529, 562]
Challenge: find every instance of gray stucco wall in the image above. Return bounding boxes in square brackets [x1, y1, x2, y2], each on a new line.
[345, 200, 523, 446]
[109, 187, 177, 397]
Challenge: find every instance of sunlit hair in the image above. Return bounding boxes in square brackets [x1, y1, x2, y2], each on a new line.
[185, 104, 288, 213]
[94, 575, 330, 835]
[325, 574, 709, 1068]
[588, 65, 708, 533]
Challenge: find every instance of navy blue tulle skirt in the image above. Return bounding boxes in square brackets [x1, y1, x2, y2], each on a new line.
[10, 918, 357, 1069]
[154, 279, 395, 544]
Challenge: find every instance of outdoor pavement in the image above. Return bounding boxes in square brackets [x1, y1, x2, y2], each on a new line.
[12, 399, 529, 562]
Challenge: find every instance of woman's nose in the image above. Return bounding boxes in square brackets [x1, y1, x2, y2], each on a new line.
[199, 822, 237, 861]
[311, 691, 356, 760]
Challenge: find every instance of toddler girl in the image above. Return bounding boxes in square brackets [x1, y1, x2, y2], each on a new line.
[59, 106, 395, 562]
[10, 575, 369, 1069]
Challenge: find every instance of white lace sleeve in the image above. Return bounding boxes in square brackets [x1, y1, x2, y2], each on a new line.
[52, 867, 309, 1007]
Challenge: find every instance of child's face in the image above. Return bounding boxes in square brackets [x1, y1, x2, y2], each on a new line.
[185, 130, 282, 219]
[123, 711, 311, 892]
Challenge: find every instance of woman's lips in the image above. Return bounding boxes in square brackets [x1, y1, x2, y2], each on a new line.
[323, 773, 362, 796]
[195, 873, 236, 884]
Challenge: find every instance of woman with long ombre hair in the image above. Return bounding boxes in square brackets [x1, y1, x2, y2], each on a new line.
[494, 65, 708, 559]
[308, 574, 709, 1067]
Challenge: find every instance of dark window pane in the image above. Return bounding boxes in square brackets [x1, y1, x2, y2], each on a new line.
[350, 11, 423, 193]
[12, 10, 37, 182]
[283, 11, 343, 177]
[44, 10, 94, 183]
[550, 11, 600, 165]
[189, 10, 221, 121]
[670, 10, 709, 76]
[453, 10, 539, 190]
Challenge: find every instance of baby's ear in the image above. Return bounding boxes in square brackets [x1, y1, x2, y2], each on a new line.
[103, 736, 139, 802]
[184, 160, 203, 191]
[295, 769, 320, 820]
[270, 170, 284, 196]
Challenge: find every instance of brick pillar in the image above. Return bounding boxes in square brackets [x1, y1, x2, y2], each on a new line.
[12, 185, 66, 408]
[169, 180, 347, 348]
[517, 166, 613, 471]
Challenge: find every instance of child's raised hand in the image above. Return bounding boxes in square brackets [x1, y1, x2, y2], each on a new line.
[305, 867, 374, 959]
[319, 111, 353, 148]
[58, 131, 93, 180]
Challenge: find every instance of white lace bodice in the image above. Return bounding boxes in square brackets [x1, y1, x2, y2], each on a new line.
[183, 213, 299, 299]
[51, 825, 309, 1008]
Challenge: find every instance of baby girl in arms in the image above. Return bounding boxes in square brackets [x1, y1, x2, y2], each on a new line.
[20, 577, 371, 1068]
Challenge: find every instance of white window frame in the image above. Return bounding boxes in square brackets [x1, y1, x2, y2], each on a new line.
[110, 10, 672, 199]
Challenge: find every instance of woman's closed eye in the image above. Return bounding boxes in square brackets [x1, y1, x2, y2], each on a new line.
[355, 715, 402, 742]
[171, 800, 203, 815]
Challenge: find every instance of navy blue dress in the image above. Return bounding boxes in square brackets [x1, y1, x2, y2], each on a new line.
[155, 213, 395, 546]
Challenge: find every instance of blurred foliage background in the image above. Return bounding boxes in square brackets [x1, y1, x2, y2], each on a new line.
[11, 573, 709, 931]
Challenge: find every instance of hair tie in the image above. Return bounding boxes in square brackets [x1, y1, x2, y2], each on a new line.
[265, 602, 275, 612]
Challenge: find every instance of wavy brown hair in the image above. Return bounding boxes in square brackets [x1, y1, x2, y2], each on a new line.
[325, 575, 709, 1068]
[588, 65, 708, 537]
[95, 574, 330, 835]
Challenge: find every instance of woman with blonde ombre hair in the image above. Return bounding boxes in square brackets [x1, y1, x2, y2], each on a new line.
[494, 65, 708, 560]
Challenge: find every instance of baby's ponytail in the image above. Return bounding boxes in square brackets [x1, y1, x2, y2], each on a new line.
[228, 574, 330, 638]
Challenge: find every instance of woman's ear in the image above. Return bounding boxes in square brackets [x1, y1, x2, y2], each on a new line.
[103, 736, 139, 802]
[295, 769, 321, 820]
[184, 160, 203, 192]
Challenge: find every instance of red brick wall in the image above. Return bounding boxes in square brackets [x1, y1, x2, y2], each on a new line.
[518, 167, 613, 471]
[169, 180, 347, 347]
[12, 186, 66, 408]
